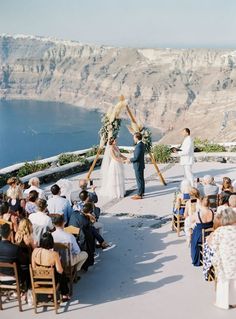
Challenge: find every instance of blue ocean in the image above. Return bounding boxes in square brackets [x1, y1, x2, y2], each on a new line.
[0, 100, 162, 167]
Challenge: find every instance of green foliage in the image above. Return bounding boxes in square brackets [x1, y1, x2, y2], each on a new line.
[141, 127, 152, 153]
[58, 153, 88, 166]
[194, 138, 226, 152]
[119, 148, 130, 154]
[85, 145, 104, 157]
[0, 174, 10, 188]
[230, 146, 236, 152]
[202, 143, 226, 152]
[152, 144, 172, 163]
[17, 162, 50, 177]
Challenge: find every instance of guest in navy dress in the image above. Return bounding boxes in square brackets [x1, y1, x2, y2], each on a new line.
[191, 197, 214, 266]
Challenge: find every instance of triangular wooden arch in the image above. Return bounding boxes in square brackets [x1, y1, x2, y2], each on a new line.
[86, 96, 166, 185]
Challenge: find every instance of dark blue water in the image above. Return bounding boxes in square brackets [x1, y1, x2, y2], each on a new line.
[0, 100, 162, 167]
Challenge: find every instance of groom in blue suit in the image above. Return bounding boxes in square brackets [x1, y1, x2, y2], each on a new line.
[129, 132, 145, 200]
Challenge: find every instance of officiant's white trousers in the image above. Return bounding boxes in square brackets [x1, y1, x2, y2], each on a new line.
[183, 165, 194, 186]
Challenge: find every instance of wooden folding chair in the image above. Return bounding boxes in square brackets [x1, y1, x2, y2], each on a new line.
[172, 213, 185, 237]
[30, 265, 60, 314]
[64, 226, 80, 236]
[0, 262, 22, 312]
[54, 243, 77, 296]
[172, 200, 188, 237]
[171, 194, 190, 237]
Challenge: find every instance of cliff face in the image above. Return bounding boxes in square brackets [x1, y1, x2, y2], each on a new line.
[0, 35, 236, 142]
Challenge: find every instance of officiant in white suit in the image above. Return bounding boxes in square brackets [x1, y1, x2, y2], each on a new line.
[175, 128, 194, 186]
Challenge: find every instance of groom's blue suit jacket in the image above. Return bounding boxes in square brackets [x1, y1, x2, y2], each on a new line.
[130, 141, 145, 171]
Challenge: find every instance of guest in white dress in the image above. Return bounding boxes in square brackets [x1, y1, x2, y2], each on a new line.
[211, 207, 236, 309]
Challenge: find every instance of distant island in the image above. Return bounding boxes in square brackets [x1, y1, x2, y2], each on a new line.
[0, 34, 236, 143]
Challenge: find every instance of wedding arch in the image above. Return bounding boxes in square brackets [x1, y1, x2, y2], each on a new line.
[86, 95, 166, 185]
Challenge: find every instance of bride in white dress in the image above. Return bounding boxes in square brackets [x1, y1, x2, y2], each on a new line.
[100, 137, 127, 199]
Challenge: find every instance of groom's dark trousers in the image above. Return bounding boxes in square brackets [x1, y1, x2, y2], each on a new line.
[130, 141, 145, 196]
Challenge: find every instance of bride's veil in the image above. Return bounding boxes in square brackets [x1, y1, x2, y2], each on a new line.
[100, 143, 111, 192]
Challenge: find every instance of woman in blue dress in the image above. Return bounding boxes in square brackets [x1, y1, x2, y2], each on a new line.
[191, 196, 214, 266]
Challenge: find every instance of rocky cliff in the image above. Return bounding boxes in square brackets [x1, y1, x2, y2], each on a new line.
[0, 34, 236, 142]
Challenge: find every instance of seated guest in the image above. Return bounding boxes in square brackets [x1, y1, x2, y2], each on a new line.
[79, 179, 98, 203]
[173, 179, 192, 215]
[0, 223, 21, 277]
[202, 208, 225, 282]
[23, 177, 46, 200]
[29, 199, 54, 243]
[220, 177, 234, 203]
[6, 177, 24, 214]
[52, 214, 88, 272]
[15, 218, 36, 250]
[211, 208, 236, 309]
[6, 177, 23, 200]
[221, 176, 234, 193]
[229, 195, 236, 212]
[198, 175, 219, 197]
[210, 192, 227, 232]
[25, 190, 39, 215]
[76, 190, 101, 231]
[216, 193, 229, 216]
[69, 203, 110, 270]
[15, 219, 36, 298]
[47, 184, 73, 225]
[191, 196, 214, 266]
[0, 201, 18, 233]
[184, 188, 201, 245]
[32, 232, 70, 301]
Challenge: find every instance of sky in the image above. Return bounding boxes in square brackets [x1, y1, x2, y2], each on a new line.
[0, 0, 235, 48]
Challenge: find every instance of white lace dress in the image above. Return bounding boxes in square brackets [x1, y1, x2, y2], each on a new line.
[100, 146, 125, 199]
[212, 225, 236, 309]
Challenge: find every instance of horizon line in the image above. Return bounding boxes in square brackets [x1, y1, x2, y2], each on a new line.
[1, 33, 236, 51]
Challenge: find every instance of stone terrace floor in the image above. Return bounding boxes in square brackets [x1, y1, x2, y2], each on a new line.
[1, 162, 236, 319]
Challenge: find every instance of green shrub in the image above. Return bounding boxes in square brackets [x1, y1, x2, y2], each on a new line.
[58, 153, 88, 166]
[152, 144, 172, 163]
[230, 146, 236, 152]
[202, 143, 226, 152]
[85, 145, 103, 157]
[17, 162, 50, 177]
[194, 138, 226, 152]
[0, 174, 9, 188]
[119, 148, 130, 154]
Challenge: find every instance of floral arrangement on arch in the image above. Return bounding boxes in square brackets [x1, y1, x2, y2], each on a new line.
[99, 99, 126, 147]
[127, 122, 152, 154]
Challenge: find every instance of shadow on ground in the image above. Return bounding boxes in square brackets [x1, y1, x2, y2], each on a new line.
[63, 215, 183, 312]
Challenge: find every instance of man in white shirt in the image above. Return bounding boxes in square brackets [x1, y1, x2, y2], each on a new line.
[24, 177, 46, 200]
[29, 199, 54, 243]
[47, 184, 73, 225]
[176, 128, 194, 186]
[52, 214, 88, 271]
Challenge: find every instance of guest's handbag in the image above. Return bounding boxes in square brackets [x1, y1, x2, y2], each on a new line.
[206, 265, 215, 282]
